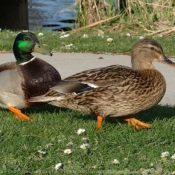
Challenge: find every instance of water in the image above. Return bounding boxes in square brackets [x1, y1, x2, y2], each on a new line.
[28, 0, 76, 31]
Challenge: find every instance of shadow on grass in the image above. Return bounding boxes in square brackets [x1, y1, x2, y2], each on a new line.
[17, 104, 175, 126]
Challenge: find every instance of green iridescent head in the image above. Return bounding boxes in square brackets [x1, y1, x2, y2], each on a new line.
[13, 32, 52, 64]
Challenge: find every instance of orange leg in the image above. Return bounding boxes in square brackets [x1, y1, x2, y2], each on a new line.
[8, 106, 33, 122]
[120, 116, 151, 129]
[97, 116, 103, 130]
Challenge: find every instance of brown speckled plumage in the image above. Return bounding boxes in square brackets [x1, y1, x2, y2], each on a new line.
[47, 67, 165, 118]
[30, 38, 175, 128]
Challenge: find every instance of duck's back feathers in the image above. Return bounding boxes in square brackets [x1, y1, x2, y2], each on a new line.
[0, 62, 16, 72]
[50, 65, 136, 94]
[65, 65, 135, 87]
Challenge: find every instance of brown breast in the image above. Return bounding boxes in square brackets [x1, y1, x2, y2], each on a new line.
[18, 58, 61, 106]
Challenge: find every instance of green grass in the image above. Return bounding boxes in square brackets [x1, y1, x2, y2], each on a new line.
[1, 29, 175, 56]
[0, 105, 175, 174]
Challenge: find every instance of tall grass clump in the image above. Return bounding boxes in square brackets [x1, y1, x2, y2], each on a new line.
[76, 0, 117, 27]
[75, 0, 175, 36]
[121, 0, 175, 36]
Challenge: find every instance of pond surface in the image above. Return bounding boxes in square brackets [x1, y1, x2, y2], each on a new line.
[28, 0, 76, 31]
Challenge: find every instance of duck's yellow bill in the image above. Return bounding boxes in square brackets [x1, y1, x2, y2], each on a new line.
[33, 43, 52, 56]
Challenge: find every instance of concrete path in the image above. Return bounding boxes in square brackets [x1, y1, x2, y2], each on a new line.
[0, 52, 175, 106]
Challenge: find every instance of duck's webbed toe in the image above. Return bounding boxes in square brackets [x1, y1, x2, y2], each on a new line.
[8, 106, 33, 122]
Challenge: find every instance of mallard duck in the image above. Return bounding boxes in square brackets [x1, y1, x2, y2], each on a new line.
[29, 38, 175, 129]
[0, 32, 61, 121]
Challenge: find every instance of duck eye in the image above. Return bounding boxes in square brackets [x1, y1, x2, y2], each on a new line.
[150, 47, 154, 50]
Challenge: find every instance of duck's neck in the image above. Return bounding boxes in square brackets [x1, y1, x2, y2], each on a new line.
[132, 59, 155, 70]
[14, 51, 34, 64]
[131, 53, 155, 70]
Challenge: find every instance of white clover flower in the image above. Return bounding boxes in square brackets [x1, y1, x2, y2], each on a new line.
[77, 128, 85, 135]
[64, 149, 72, 154]
[69, 43, 73, 47]
[66, 141, 73, 146]
[126, 33, 131, 37]
[139, 36, 144, 40]
[140, 169, 151, 174]
[65, 44, 74, 49]
[107, 38, 113, 42]
[38, 33, 44, 36]
[38, 150, 46, 154]
[112, 159, 120, 164]
[150, 163, 154, 167]
[171, 171, 175, 175]
[123, 157, 128, 162]
[60, 34, 69, 38]
[80, 143, 89, 149]
[92, 165, 97, 169]
[46, 143, 53, 148]
[161, 151, 169, 158]
[82, 137, 89, 141]
[82, 34, 88, 38]
[54, 163, 62, 170]
[97, 33, 104, 38]
[171, 154, 175, 159]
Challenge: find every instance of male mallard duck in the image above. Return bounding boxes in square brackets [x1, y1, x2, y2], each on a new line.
[0, 32, 61, 121]
[30, 39, 175, 129]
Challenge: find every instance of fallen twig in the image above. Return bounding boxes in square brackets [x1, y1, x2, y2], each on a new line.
[70, 15, 120, 33]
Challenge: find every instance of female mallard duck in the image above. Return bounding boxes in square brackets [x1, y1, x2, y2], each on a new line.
[0, 32, 61, 121]
[30, 39, 175, 129]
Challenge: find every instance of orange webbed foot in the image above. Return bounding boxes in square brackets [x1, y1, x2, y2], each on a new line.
[97, 116, 103, 130]
[121, 117, 151, 129]
[8, 106, 33, 122]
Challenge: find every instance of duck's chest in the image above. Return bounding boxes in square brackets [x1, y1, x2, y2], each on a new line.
[129, 70, 166, 110]
[18, 58, 61, 99]
[0, 68, 26, 108]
